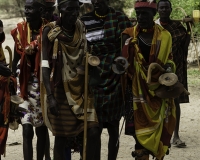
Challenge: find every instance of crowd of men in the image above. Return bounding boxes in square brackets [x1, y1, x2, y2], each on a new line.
[0, 0, 192, 160]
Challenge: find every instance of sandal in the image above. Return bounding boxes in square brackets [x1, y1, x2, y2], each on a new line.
[172, 138, 186, 148]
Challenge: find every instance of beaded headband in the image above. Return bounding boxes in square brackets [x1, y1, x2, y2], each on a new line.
[134, 0, 157, 9]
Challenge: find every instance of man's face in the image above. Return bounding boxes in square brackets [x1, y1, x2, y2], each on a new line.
[24, 0, 41, 22]
[157, 1, 172, 18]
[135, 8, 155, 29]
[42, 4, 55, 21]
[59, 1, 80, 25]
[91, 0, 108, 13]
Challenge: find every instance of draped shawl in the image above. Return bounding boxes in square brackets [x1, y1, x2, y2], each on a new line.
[122, 24, 176, 159]
[11, 22, 42, 100]
[40, 19, 98, 131]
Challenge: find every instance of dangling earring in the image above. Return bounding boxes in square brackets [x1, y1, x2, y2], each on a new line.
[59, 13, 61, 17]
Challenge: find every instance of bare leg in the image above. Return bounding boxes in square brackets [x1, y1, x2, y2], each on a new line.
[79, 127, 99, 160]
[86, 127, 99, 160]
[172, 98, 186, 147]
[65, 147, 71, 160]
[94, 124, 103, 160]
[35, 125, 48, 160]
[45, 129, 51, 160]
[173, 98, 181, 140]
[107, 122, 119, 160]
[22, 124, 34, 160]
[54, 136, 66, 160]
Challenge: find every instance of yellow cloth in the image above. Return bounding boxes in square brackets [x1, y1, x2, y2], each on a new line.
[123, 24, 176, 160]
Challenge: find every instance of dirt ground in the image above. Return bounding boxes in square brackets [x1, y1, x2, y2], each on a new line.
[1, 17, 200, 160]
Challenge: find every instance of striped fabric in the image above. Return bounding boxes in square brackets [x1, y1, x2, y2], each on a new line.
[48, 83, 98, 137]
[81, 8, 132, 123]
[122, 24, 176, 160]
[159, 20, 189, 103]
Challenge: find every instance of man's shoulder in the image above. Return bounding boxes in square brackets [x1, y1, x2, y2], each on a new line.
[12, 21, 27, 30]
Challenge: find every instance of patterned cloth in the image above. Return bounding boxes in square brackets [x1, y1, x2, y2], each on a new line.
[122, 24, 176, 160]
[17, 74, 43, 127]
[0, 33, 16, 155]
[40, 19, 98, 135]
[81, 8, 132, 123]
[11, 21, 42, 100]
[155, 19, 190, 103]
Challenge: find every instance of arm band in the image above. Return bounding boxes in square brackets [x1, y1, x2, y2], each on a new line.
[41, 60, 50, 68]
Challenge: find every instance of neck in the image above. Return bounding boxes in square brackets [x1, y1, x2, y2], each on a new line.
[62, 24, 75, 32]
[160, 17, 170, 23]
[29, 19, 42, 31]
[95, 7, 109, 17]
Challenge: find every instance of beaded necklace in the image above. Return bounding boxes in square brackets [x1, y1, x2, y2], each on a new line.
[141, 26, 154, 33]
[95, 11, 107, 18]
[62, 26, 74, 39]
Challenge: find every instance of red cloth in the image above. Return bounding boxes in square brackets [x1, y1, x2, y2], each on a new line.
[0, 76, 16, 155]
[11, 22, 42, 100]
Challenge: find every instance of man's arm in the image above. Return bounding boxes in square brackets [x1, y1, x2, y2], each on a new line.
[42, 26, 59, 117]
[12, 46, 21, 76]
[0, 20, 4, 43]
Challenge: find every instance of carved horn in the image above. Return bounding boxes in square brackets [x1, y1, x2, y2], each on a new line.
[146, 63, 165, 84]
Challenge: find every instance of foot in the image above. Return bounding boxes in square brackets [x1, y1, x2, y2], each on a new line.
[172, 138, 186, 148]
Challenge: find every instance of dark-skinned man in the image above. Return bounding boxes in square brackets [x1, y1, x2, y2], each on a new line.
[41, 0, 99, 159]
[0, 20, 11, 77]
[156, 0, 192, 148]
[80, 0, 132, 159]
[42, 0, 58, 23]
[11, 0, 51, 160]
[120, 0, 176, 159]
[0, 19, 13, 159]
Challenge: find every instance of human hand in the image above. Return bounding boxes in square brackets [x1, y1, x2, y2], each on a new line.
[47, 94, 59, 117]
[0, 63, 11, 77]
[25, 40, 38, 55]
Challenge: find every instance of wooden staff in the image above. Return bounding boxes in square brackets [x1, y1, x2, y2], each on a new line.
[4, 46, 12, 86]
[83, 50, 89, 160]
[5, 46, 12, 71]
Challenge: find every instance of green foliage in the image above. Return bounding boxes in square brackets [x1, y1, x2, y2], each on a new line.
[0, 0, 25, 17]
[109, 0, 126, 13]
[124, 0, 200, 35]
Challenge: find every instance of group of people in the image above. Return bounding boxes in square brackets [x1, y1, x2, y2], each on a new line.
[0, 0, 192, 160]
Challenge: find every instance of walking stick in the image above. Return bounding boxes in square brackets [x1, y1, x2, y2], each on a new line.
[83, 50, 89, 160]
[3, 46, 12, 86]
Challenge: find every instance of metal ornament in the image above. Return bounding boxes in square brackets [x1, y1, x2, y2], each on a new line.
[158, 73, 178, 86]
[88, 56, 100, 66]
[112, 56, 129, 74]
